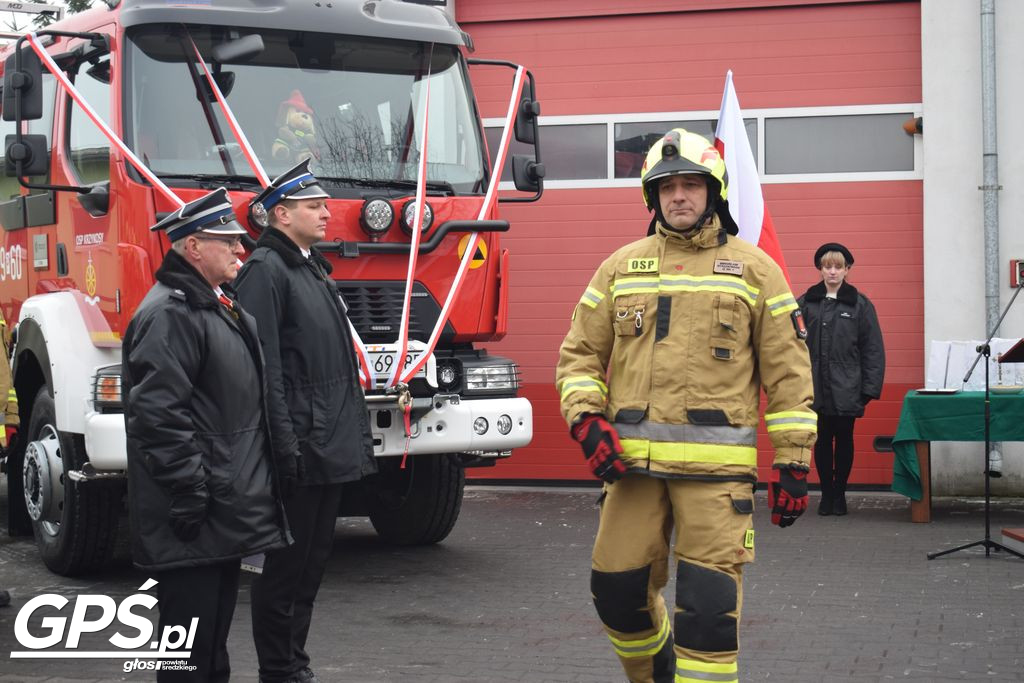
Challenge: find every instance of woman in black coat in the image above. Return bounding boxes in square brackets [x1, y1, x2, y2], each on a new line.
[797, 243, 885, 516]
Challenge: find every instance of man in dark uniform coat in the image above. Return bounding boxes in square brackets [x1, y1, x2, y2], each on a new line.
[237, 160, 375, 683]
[123, 188, 289, 682]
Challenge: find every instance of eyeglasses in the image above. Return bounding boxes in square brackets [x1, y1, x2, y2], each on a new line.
[194, 235, 243, 249]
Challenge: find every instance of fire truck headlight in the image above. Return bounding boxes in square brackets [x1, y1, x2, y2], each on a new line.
[400, 199, 433, 235]
[360, 198, 394, 239]
[437, 361, 460, 391]
[473, 417, 489, 435]
[496, 414, 513, 435]
[463, 363, 520, 395]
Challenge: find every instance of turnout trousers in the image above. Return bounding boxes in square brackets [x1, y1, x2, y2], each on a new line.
[591, 475, 755, 683]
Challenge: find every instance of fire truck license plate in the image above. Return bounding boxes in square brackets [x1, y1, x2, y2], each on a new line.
[366, 343, 434, 387]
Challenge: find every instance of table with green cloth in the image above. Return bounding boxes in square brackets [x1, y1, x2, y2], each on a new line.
[892, 390, 1024, 502]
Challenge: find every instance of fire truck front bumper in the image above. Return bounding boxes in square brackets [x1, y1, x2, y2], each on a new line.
[369, 395, 533, 458]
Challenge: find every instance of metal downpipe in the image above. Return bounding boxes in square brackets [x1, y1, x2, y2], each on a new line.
[981, 0, 999, 331]
[981, 0, 1003, 476]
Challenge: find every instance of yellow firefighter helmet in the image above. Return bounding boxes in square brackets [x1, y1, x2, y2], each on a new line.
[640, 128, 737, 235]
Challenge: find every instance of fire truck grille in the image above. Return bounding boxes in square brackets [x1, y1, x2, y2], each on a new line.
[336, 281, 453, 344]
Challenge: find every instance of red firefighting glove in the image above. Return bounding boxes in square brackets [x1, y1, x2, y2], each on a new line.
[168, 483, 209, 542]
[769, 466, 808, 528]
[571, 415, 627, 483]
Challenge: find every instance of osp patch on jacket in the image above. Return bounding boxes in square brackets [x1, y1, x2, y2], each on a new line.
[627, 257, 659, 273]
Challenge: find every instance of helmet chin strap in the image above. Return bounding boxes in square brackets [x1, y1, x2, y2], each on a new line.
[653, 200, 718, 235]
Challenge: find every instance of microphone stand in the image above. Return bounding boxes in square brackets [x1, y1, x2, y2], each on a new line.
[928, 282, 1024, 560]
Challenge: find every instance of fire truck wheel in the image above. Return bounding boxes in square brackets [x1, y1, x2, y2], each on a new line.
[22, 387, 123, 576]
[365, 452, 465, 545]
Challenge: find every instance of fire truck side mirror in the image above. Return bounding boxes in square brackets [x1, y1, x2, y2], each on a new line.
[511, 154, 544, 194]
[2, 47, 45, 122]
[76, 181, 110, 217]
[85, 60, 112, 85]
[513, 79, 539, 145]
[3, 134, 49, 177]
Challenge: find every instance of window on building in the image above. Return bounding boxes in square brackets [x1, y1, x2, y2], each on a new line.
[485, 108, 914, 187]
[764, 113, 913, 174]
[67, 55, 112, 185]
[486, 123, 606, 182]
[614, 119, 756, 178]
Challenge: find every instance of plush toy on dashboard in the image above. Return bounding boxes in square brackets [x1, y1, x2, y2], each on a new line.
[271, 89, 319, 164]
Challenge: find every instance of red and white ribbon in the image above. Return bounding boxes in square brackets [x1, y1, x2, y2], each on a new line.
[188, 37, 270, 188]
[350, 321, 374, 389]
[384, 72, 432, 388]
[398, 65, 525, 383]
[26, 33, 183, 208]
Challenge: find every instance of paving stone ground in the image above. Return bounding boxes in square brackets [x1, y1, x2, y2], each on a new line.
[1, 482, 1022, 682]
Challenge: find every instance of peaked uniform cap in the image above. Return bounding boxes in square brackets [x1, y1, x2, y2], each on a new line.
[247, 159, 329, 229]
[149, 187, 246, 242]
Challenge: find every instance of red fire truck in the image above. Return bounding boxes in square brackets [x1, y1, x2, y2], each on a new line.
[0, 0, 543, 575]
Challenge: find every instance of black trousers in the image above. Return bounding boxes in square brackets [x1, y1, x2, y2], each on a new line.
[154, 560, 241, 683]
[814, 414, 857, 499]
[251, 484, 342, 683]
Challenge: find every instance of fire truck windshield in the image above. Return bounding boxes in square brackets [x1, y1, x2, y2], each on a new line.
[125, 25, 487, 195]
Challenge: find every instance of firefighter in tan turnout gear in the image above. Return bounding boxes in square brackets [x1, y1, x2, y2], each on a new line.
[556, 129, 816, 683]
[0, 308, 18, 447]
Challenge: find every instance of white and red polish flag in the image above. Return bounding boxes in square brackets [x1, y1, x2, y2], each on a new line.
[714, 70, 790, 282]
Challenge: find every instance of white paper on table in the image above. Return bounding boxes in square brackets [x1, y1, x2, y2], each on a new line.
[925, 340, 951, 389]
[928, 337, 1024, 390]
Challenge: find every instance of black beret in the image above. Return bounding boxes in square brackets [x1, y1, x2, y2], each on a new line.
[814, 242, 854, 268]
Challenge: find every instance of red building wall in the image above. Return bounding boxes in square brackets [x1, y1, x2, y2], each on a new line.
[459, 1, 923, 483]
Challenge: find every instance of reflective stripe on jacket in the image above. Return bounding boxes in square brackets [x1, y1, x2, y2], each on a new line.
[556, 218, 816, 479]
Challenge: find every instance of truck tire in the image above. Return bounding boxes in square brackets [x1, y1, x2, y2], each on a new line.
[366, 453, 464, 545]
[21, 387, 122, 575]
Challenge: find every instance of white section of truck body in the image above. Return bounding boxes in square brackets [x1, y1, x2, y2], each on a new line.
[19, 291, 122, 436]
[83, 412, 128, 470]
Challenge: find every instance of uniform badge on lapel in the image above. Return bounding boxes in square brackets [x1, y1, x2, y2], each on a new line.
[713, 259, 744, 276]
